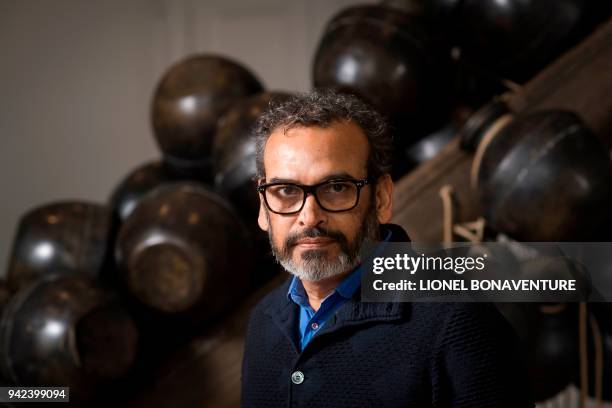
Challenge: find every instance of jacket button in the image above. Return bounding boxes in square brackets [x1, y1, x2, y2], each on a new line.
[291, 371, 305, 384]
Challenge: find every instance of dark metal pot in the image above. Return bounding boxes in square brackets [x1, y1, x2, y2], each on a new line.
[152, 54, 264, 181]
[115, 182, 254, 321]
[7, 201, 113, 292]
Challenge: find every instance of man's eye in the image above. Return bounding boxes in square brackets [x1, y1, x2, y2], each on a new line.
[276, 186, 301, 197]
[325, 183, 350, 193]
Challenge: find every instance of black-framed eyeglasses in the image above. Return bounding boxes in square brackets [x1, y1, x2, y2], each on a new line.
[257, 178, 371, 215]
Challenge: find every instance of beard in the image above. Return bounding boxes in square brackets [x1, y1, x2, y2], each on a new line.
[266, 197, 380, 282]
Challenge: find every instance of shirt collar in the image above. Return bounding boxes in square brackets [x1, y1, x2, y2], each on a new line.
[286, 225, 394, 303]
[287, 274, 309, 307]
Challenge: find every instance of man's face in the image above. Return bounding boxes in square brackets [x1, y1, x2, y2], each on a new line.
[258, 120, 393, 282]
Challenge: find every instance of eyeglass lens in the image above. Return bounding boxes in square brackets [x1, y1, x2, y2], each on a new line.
[265, 181, 359, 213]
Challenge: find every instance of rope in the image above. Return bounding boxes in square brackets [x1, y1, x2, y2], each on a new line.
[438, 184, 455, 244]
[453, 217, 486, 243]
[501, 79, 525, 94]
[439, 184, 486, 244]
[589, 312, 603, 408]
[579, 302, 587, 408]
[470, 114, 514, 189]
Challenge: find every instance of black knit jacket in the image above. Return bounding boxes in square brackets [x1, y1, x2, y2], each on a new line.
[241, 224, 534, 407]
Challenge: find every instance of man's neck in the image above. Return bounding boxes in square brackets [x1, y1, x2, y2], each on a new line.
[301, 272, 349, 312]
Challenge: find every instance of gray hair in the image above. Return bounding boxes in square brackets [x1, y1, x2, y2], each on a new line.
[253, 89, 393, 181]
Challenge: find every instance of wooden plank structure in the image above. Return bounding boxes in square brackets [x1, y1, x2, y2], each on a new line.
[127, 17, 612, 408]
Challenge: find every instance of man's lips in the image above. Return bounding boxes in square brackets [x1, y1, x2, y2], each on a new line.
[295, 238, 335, 248]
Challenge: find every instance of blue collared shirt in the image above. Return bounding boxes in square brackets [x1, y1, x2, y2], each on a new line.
[287, 228, 392, 351]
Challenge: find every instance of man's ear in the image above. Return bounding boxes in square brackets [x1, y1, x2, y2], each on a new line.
[375, 174, 393, 224]
[257, 195, 269, 232]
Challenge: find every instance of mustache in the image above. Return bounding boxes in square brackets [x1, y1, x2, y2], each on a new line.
[285, 227, 347, 248]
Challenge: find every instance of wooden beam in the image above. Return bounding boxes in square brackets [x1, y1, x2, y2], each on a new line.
[506, 18, 612, 141]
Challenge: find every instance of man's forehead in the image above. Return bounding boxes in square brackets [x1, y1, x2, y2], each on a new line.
[263, 122, 369, 182]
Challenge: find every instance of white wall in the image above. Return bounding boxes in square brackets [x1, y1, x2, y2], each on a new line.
[0, 0, 371, 277]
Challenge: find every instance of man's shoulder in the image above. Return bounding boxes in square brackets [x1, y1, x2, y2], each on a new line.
[248, 277, 292, 320]
[409, 301, 516, 345]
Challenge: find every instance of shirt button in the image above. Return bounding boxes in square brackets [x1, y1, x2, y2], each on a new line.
[311, 322, 319, 330]
[291, 371, 305, 385]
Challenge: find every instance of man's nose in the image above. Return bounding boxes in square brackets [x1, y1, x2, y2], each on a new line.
[297, 194, 326, 227]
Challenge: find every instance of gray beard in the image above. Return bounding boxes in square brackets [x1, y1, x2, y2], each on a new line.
[280, 249, 354, 282]
[266, 201, 380, 282]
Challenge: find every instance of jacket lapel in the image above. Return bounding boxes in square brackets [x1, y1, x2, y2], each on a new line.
[263, 280, 301, 354]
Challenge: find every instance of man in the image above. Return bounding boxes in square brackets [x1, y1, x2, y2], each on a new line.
[241, 90, 533, 407]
